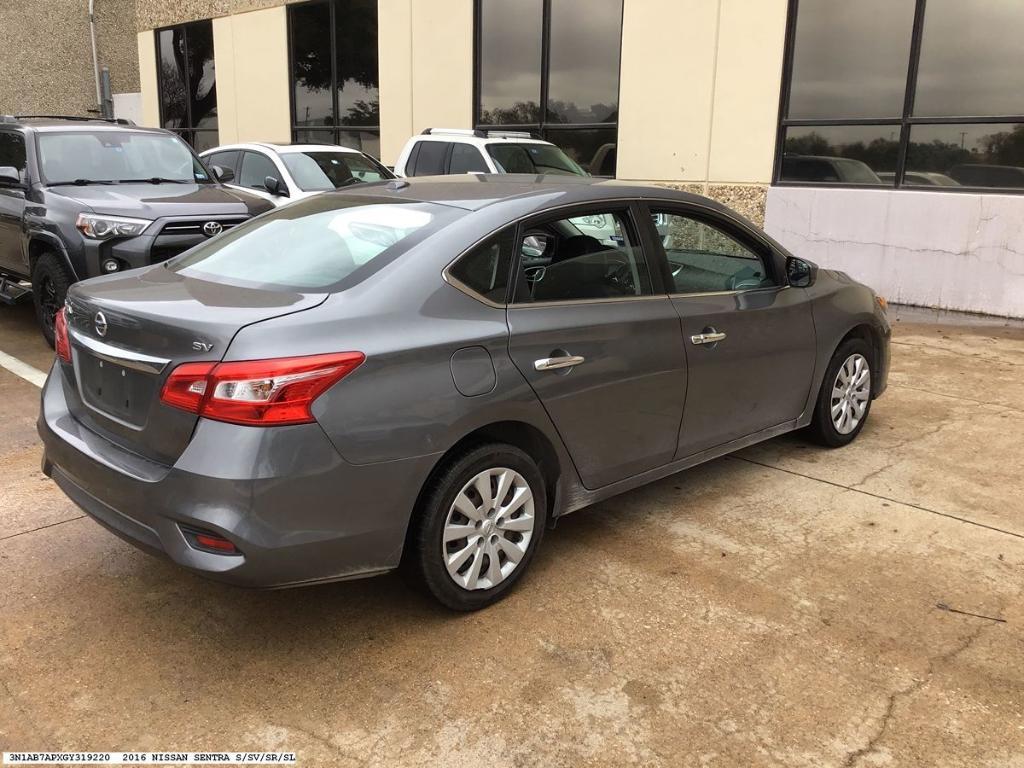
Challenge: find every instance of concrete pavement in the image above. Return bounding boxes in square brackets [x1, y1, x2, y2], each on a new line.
[0, 305, 1021, 767]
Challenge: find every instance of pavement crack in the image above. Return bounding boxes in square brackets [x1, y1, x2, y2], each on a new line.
[841, 621, 990, 767]
[731, 456, 1024, 541]
[889, 382, 1024, 414]
[0, 515, 85, 542]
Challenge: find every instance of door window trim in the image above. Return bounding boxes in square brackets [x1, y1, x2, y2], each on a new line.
[639, 202, 786, 297]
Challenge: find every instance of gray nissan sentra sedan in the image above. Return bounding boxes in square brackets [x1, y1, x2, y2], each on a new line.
[38, 175, 890, 610]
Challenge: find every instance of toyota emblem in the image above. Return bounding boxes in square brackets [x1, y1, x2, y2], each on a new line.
[203, 221, 223, 236]
[94, 311, 108, 337]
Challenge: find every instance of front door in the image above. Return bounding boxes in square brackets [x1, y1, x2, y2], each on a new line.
[506, 204, 686, 489]
[0, 130, 28, 274]
[648, 206, 817, 457]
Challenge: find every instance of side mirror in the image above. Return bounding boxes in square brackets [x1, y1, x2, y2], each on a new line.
[787, 256, 817, 288]
[211, 165, 234, 183]
[0, 166, 22, 186]
[264, 175, 289, 197]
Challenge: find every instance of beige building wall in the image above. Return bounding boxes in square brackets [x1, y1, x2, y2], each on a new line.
[137, 31, 160, 128]
[212, 7, 292, 143]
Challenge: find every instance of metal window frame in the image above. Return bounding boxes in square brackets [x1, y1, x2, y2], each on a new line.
[154, 19, 219, 149]
[471, 0, 624, 176]
[773, 0, 1024, 194]
[285, 0, 381, 152]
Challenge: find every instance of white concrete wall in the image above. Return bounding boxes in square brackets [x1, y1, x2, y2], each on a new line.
[764, 187, 1024, 318]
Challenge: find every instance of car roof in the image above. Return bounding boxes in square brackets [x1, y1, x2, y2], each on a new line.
[0, 117, 165, 133]
[332, 174, 733, 214]
[200, 142, 364, 155]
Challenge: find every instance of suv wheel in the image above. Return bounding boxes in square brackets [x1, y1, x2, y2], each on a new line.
[31, 252, 73, 348]
[808, 338, 874, 447]
[405, 443, 547, 610]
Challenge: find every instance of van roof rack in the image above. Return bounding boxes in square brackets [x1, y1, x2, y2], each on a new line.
[11, 115, 135, 126]
[421, 127, 488, 138]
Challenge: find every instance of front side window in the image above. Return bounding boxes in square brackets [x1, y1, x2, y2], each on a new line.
[169, 197, 464, 291]
[282, 151, 390, 190]
[513, 210, 651, 303]
[0, 132, 27, 181]
[37, 131, 210, 185]
[487, 143, 584, 176]
[449, 144, 489, 174]
[475, 0, 623, 176]
[289, 0, 380, 157]
[655, 212, 773, 294]
[156, 20, 217, 150]
[778, 0, 1024, 191]
[238, 152, 278, 191]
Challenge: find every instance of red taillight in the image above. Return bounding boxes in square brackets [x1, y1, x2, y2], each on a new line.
[54, 308, 71, 363]
[194, 532, 239, 553]
[160, 352, 364, 426]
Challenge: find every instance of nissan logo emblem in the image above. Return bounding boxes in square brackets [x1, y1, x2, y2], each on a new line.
[203, 221, 223, 236]
[94, 311, 108, 337]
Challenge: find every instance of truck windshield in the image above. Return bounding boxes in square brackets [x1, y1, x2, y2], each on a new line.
[486, 143, 586, 176]
[38, 131, 211, 185]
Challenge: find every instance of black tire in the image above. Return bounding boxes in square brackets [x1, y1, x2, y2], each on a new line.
[807, 337, 874, 448]
[404, 443, 548, 611]
[31, 252, 73, 349]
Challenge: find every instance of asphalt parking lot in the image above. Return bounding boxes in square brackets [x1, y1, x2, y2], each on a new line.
[1, 301, 1022, 767]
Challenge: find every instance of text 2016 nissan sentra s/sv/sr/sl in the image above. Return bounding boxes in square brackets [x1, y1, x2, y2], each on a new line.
[38, 175, 890, 610]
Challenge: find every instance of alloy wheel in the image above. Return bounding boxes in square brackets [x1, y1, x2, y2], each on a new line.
[831, 353, 871, 435]
[442, 467, 536, 591]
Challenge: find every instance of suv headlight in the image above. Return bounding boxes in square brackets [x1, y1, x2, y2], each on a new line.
[75, 213, 152, 240]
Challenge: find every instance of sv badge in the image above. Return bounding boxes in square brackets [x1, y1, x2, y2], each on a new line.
[192, 341, 214, 352]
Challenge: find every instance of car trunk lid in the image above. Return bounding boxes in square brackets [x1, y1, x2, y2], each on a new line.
[63, 265, 327, 465]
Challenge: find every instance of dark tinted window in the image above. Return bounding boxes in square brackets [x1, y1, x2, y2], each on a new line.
[288, 0, 380, 155]
[409, 141, 449, 176]
[0, 132, 26, 178]
[449, 229, 515, 303]
[788, 0, 915, 119]
[449, 144, 489, 174]
[156, 20, 218, 149]
[170, 198, 464, 291]
[906, 123, 1024, 189]
[477, 0, 542, 125]
[780, 126, 895, 185]
[204, 150, 240, 174]
[547, 0, 622, 124]
[654, 212, 773, 294]
[915, 1, 1024, 118]
[513, 210, 651, 303]
[475, 0, 622, 176]
[239, 152, 278, 190]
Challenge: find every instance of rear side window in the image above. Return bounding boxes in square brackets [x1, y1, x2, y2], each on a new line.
[449, 144, 489, 174]
[239, 151, 278, 190]
[168, 196, 465, 292]
[448, 229, 515, 303]
[409, 141, 450, 176]
[0, 132, 27, 180]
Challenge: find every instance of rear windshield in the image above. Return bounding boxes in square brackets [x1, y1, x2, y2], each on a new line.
[168, 196, 464, 291]
[37, 131, 210, 184]
[487, 143, 585, 176]
[281, 151, 393, 191]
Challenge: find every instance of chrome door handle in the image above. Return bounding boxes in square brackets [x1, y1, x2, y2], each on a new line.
[534, 355, 585, 371]
[691, 331, 727, 346]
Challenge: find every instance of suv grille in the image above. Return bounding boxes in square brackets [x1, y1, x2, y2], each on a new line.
[158, 217, 248, 236]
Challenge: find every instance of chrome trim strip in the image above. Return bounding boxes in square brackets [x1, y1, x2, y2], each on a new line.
[69, 328, 171, 374]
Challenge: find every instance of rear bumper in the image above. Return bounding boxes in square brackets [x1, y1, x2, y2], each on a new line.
[38, 362, 439, 588]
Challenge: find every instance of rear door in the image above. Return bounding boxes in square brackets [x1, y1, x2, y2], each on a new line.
[506, 203, 686, 489]
[645, 204, 816, 457]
